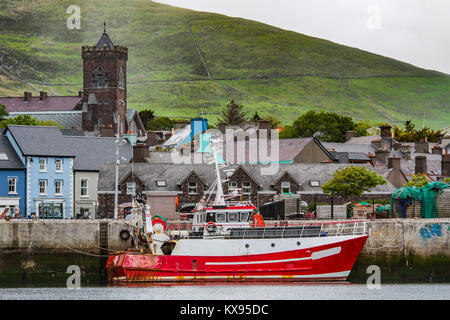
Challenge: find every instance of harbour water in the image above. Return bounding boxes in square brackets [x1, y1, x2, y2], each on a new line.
[1, 283, 449, 300]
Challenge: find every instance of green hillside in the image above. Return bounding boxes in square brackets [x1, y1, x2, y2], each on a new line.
[0, 0, 448, 128]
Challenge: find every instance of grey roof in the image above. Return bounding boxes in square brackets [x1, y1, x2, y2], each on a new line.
[60, 128, 85, 136]
[7, 111, 83, 129]
[0, 135, 25, 169]
[99, 163, 219, 192]
[64, 136, 132, 171]
[98, 162, 396, 194]
[322, 142, 375, 154]
[400, 158, 443, 179]
[345, 135, 381, 145]
[6, 125, 75, 157]
[96, 32, 114, 50]
[221, 137, 330, 163]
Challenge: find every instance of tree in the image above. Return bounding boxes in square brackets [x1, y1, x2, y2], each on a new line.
[403, 174, 429, 188]
[287, 110, 357, 142]
[0, 104, 8, 121]
[393, 120, 446, 143]
[250, 111, 261, 123]
[146, 117, 174, 131]
[217, 99, 248, 125]
[0, 114, 62, 128]
[321, 166, 387, 200]
[138, 109, 155, 128]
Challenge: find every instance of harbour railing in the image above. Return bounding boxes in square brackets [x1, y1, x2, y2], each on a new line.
[165, 220, 367, 239]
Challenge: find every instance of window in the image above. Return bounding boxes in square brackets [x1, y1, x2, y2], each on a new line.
[127, 181, 136, 195]
[39, 158, 46, 172]
[216, 212, 226, 222]
[80, 179, 88, 196]
[0, 153, 8, 160]
[8, 177, 17, 194]
[118, 67, 125, 88]
[156, 180, 166, 187]
[281, 181, 291, 193]
[240, 212, 250, 222]
[39, 180, 47, 195]
[310, 181, 320, 187]
[55, 159, 62, 172]
[242, 181, 251, 194]
[228, 181, 238, 191]
[54, 180, 62, 195]
[188, 181, 197, 194]
[228, 212, 238, 222]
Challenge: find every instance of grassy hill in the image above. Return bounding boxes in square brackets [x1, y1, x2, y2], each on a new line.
[0, 0, 448, 128]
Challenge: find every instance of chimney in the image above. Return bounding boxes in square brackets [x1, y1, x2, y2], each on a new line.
[442, 152, 450, 177]
[388, 156, 401, 170]
[432, 146, 443, 155]
[345, 131, 357, 141]
[415, 156, 427, 175]
[380, 125, 392, 138]
[173, 120, 190, 130]
[258, 120, 270, 130]
[39, 91, 48, 101]
[24, 91, 32, 102]
[375, 149, 390, 164]
[415, 141, 428, 153]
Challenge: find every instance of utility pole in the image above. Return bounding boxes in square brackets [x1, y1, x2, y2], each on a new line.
[114, 114, 120, 219]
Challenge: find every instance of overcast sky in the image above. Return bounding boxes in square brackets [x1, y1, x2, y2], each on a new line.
[156, 0, 450, 75]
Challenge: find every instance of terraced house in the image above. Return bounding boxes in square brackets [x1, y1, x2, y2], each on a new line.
[3, 125, 75, 218]
[0, 135, 26, 217]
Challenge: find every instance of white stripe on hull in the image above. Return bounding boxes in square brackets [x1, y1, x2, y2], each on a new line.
[205, 246, 341, 265]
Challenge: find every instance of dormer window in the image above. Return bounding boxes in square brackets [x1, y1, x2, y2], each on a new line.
[281, 181, 290, 193]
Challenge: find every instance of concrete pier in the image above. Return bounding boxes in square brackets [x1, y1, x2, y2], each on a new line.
[0, 218, 448, 285]
[0, 219, 133, 254]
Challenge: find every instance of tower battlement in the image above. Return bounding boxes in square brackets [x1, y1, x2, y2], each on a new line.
[82, 45, 128, 60]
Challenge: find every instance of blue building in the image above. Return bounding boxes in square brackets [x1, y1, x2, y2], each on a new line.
[4, 125, 75, 218]
[0, 135, 26, 217]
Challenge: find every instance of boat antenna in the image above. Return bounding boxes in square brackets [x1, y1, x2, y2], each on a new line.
[210, 138, 225, 206]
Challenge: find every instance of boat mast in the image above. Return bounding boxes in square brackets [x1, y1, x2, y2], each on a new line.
[211, 141, 225, 206]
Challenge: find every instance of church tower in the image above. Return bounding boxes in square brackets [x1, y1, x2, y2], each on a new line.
[81, 24, 128, 136]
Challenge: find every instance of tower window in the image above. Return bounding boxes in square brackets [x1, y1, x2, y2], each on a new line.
[90, 66, 109, 88]
[118, 67, 125, 88]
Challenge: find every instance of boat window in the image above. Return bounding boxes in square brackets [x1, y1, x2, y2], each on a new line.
[228, 212, 238, 222]
[240, 212, 250, 222]
[216, 212, 226, 223]
[206, 212, 215, 222]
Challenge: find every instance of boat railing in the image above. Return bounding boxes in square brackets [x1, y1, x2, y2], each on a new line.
[166, 220, 367, 239]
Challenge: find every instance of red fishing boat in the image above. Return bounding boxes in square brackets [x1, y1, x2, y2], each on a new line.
[106, 140, 368, 283]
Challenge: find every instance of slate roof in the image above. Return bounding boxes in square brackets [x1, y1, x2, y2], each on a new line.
[64, 136, 132, 171]
[96, 32, 114, 50]
[6, 125, 75, 157]
[0, 96, 80, 112]
[220, 137, 333, 163]
[7, 111, 83, 129]
[98, 163, 396, 195]
[0, 135, 25, 169]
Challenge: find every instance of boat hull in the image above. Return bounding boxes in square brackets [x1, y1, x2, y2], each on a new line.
[107, 234, 368, 283]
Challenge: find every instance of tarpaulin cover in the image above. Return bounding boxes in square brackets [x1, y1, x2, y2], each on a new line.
[390, 182, 449, 218]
